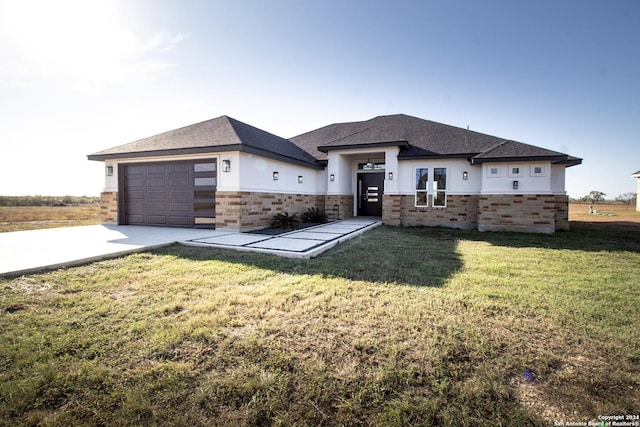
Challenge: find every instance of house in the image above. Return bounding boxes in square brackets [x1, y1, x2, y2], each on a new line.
[632, 170, 640, 211]
[88, 114, 582, 233]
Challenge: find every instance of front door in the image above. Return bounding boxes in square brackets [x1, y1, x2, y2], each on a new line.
[357, 173, 384, 216]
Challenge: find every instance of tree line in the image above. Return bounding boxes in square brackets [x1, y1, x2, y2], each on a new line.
[0, 195, 99, 207]
[570, 191, 637, 206]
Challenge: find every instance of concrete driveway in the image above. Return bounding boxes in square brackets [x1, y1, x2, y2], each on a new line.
[0, 219, 381, 277]
[0, 225, 219, 277]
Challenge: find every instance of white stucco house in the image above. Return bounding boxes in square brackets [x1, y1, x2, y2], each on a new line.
[632, 170, 640, 211]
[88, 114, 581, 233]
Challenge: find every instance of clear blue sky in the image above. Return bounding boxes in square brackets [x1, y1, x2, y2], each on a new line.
[1, 0, 638, 198]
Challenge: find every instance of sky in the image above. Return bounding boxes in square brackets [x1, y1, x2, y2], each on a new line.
[0, 0, 638, 199]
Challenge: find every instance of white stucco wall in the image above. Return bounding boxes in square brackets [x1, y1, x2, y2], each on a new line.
[480, 162, 556, 194]
[635, 175, 640, 212]
[236, 152, 325, 194]
[100, 153, 568, 202]
[394, 159, 482, 196]
[102, 152, 325, 195]
[550, 164, 566, 194]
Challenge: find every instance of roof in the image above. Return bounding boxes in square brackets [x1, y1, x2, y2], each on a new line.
[89, 113, 582, 168]
[632, 170, 640, 177]
[290, 114, 581, 166]
[88, 116, 322, 169]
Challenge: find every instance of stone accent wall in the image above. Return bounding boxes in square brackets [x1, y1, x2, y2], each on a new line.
[324, 195, 354, 221]
[100, 191, 118, 223]
[478, 194, 563, 233]
[382, 194, 402, 225]
[390, 194, 478, 230]
[554, 194, 569, 231]
[215, 191, 325, 231]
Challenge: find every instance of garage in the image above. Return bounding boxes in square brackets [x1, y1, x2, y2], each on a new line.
[121, 160, 216, 228]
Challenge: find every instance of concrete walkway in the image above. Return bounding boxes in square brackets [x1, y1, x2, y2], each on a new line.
[186, 218, 380, 258]
[0, 219, 380, 277]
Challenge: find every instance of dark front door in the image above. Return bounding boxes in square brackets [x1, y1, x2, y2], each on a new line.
[357, 173, 384, 216]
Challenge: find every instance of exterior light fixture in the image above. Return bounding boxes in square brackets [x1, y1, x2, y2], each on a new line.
[330, 173, 335, 181]
[273, 171, 279, 181]
[388, 172, 393, 181]
[105, 165, 114, 176]
[462, 171, 468, 180]
[513, 180, 519, 190]
[222, 160, 231, 172]
[298, 175, 303, 184]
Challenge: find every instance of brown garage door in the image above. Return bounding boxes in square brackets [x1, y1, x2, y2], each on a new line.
[122, 160, 216, 228]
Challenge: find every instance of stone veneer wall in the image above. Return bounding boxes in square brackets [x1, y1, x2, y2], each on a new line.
[324, 195, 354, 221]
[554, 195, 569, 231]
[478, 194, 567, 234]
[215, 191, 325, 231]
[100, 192, 118, 223]
[382, 194, 401, 225]
[390, 194, 479, 230]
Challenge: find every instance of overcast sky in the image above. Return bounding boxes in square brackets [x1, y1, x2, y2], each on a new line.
[1, 0, 638, 199]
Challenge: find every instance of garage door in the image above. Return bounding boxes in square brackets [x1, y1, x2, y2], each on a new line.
[122, 160, 216, 228]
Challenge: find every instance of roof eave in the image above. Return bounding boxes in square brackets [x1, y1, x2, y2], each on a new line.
[397, 152, 478, 160]
[87, 145, 243, 161]
[317, 140, 410, 153]
[469, 155, 580, 165]
[87, 145, 324, 170]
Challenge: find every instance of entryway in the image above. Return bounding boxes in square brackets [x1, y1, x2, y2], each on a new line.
[357, 172, 384, 216]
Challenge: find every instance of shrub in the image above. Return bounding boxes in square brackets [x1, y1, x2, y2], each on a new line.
[301, 207, 327, 224]
[271, 212, 300, 229]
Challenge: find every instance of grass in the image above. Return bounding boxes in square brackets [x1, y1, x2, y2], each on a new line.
[0, 206, 101, 232]
[0, 211, 639, 425]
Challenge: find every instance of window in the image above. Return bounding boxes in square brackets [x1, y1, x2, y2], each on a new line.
[358, 162, 385, 170]
[487, 166, 501, 177]
[194, 177, 216, 186]
[415, 168, 428, 207]
[433, 167, 447, 207]
[530, 164, 545, 176]
[194, 162, 216, 172]
[509, 165, 523, 177]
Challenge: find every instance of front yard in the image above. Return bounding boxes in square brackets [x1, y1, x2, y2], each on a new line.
[1, 221, 638, 426]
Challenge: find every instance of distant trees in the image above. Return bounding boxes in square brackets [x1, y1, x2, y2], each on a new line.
[615, 192, 637, 206]
[577, 191, 606, 204]
[0, 195, 99, 207]
[572, 191, 637, 207]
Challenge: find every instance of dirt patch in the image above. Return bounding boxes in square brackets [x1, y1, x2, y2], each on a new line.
[6, 278, 56, 294]
[1, 303, 32, 313]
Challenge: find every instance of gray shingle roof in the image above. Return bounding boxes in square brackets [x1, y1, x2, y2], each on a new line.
[632, 170, 640, 176]
[89, 113, 581, 168]
[88, 116, 321, 168]
[290, 114, 581, 166]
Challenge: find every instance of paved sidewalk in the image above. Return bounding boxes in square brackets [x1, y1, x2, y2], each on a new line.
[0, 219, 380, 277]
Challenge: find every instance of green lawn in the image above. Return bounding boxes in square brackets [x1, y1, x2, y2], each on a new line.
[1, 223, 639, 426]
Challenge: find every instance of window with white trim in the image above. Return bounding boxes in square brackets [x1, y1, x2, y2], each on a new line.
[415, 168, 428, 207]
[530, 164, 545, 176]
[487, 166, 501, 177]
[433, 167, 447, 207]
